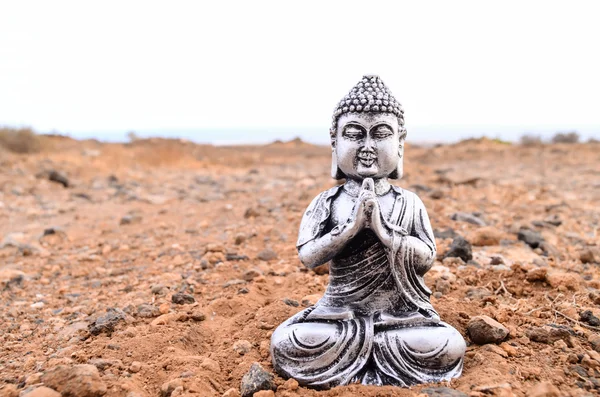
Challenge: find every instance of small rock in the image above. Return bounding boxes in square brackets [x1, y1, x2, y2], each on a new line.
[129, 361, 142, 373]
[226, 253, 249, 261]
[120, 214, 142, 225]
[580, 310, 600, 327]
[242, 269, 261, 281]
[240, 363, 275, 397]
[282, 378, 299, 391]
[234, 233, 247, 245]
[136, 304, 160, 318]
[526, 325, 572, 345]
[429, 189, 444, 200]
[282, 298, 299, 307]
[222, 389, 240, 397]
[233, 340, 252, 355]
[526, 267, 547, 282]
[467, 315, 509, 344]
[151, 312, 188, 326]
[171, 293, 195, 305]
[200, 358, 221, 373]
[451, 212, 486, 226]
[443, 236, 473, 262]
[190, 311, 206, 321]
[252, 391, 274, 397]
[206, 243, 226, 253]
[22, 387, 61, 397]
[41, 364, 107, 397]
[256, 249, 277, 261]
[48, 170, 69, 188]
[88, 308, 126, 336]
[223, 279, 246, 288]
[420, 387, 468, 397]
[518, 229, 544, 249]
[527, 381, 560, 397]
[160, 379, 183, 397]
[580, 249, 596, 264]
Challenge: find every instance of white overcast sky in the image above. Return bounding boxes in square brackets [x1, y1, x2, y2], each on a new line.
[1, 0, 599, 143]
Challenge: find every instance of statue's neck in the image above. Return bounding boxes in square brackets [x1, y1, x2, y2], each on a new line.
[343, 178, 391, 196]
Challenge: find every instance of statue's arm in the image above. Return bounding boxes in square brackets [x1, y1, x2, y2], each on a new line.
[408, 194, 437, 275]
[297, 189, 366, 269]
[298, 223, 360, 268]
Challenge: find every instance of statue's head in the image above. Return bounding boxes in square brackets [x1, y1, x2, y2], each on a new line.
[330, 75, 407, 180]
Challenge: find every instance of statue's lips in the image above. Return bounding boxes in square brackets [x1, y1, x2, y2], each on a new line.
[357, 154, 376, 166]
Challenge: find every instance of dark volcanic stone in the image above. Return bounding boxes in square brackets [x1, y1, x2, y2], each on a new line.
[88, 308, 126, 336]
[171, 293, 195, 305]
[283, 298, 299, 307]
[421, 387, 468, 397]
[48, 170, 69, 188]
[240, 363, 275, 397]
[450, 212, 486, 226]
[580, 310, 600, 326]
[517, 229, 544, 249]
[444, 236, 473, 262]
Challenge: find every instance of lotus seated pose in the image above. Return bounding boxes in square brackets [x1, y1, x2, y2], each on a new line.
[270, 75, 466, 389]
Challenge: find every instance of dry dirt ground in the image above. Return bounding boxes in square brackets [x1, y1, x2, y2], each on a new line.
[1, 137, 599, 397]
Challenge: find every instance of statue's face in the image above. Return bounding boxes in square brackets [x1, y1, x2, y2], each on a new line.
[334, 113, 402, 180]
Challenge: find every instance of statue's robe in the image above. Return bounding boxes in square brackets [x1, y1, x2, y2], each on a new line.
[271, 185, 465, 389]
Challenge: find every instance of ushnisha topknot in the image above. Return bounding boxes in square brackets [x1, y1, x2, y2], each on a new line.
[330, 74, 405, 138]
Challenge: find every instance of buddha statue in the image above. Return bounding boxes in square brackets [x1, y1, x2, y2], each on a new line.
[270, 75, 466, 389]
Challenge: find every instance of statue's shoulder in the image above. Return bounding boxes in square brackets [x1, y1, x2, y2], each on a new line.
[390, 185, 425, 207]
[305, 185, 342, 211]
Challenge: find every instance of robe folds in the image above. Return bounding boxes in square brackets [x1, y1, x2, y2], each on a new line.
[271, 185, 465, 388]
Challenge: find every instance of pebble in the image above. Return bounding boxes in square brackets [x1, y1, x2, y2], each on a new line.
[234, 233, 247, 245]
[41, 364, 107, 397]
[580, 249, 597, 264]
[233, 340, 252, 355]
[88, 308, 127, 335]
[527, 381, 561, 397]
[467, 315, 509, 344]
[526, 267, 547, 282]
[136, 304, 161, 318]
[517, 229, 544, 249]
[580, 310, 600, 326]
[120, 213, 142, 225]
[151, 313, 188, 326]
[47, 170, 69, 188]
[22, 387, 61, 397]
[443, 236, 473, 262]
[190, 311, 206, 321]
[240, 363, 275, 397]
[200, 357, 220, 373]
[222, 389, 240, 397]
[252, 391, 274, 397]
[526, 325, 572, 345]
[450, 212, 486, 226]
[256, 248, 277, 261]
[171, 293, 195, 305]
[160, 379, 183, 397]
[282, 298, 299, 307]
[301, 294, 321, 306]
[129, 361, 142, 373]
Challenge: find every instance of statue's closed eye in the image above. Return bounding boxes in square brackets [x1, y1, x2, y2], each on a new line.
[372, 124, 393, 139]
[343, 125, 365, 140]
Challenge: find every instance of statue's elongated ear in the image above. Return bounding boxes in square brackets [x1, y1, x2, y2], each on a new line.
[389, 130, 407, 180]
[330, 129, 344, 180]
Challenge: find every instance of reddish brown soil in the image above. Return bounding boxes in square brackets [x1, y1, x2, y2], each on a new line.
[1, 137, 599, 397]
